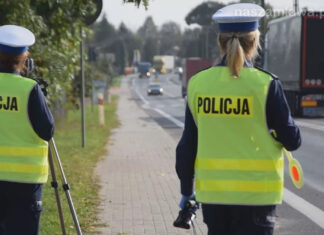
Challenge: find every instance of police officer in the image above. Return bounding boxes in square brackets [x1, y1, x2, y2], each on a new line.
[0, 25, 54, 235]
[176, 4, 301, 235]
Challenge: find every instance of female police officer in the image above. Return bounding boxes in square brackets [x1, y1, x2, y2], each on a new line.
[0, 25, 54, 235]
[176, 4, 301, 235]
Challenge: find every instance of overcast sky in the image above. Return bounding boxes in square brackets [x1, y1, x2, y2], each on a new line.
[102, 0, 324, 31]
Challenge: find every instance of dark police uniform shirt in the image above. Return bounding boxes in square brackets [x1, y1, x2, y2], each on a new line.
[0, 69, 54, 141]
[176, 59, 302, 196]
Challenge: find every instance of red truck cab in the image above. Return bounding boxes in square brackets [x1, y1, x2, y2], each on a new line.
[181, 58, 213, 98]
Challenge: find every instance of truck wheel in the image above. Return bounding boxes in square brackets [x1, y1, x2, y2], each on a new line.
[182, 87, 186, 98]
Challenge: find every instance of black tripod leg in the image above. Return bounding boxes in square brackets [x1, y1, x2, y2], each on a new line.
[50, 139, 83, 235]
[48, 146, 67, 235]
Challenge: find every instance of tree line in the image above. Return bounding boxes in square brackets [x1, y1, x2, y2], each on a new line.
[0, 0, 281, 110]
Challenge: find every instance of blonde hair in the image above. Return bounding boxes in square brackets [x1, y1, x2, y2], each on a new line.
[218, 30, 260, 77]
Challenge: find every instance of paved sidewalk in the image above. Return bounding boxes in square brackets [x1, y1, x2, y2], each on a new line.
[95, 77, 207, 235]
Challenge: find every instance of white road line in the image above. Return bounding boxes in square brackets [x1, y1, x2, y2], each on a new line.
[132, 78, 148, 106]
[152, 108, 184, 128]
[296, 120, 324, 132]
[284, 188, 324, 229]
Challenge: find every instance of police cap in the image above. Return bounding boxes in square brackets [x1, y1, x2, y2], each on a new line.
[0, 25, 35, 54]
[212, 3, 265, 32]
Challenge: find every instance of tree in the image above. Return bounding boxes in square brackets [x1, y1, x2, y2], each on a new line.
[181, 28, 202, 58]
[123, 0, 149, 8]
[159, 22, 182, 55]
[138, 17, 158, 62]
[118, 23, 142, 65]
[137, 16, 158, 39]
[92, 14, 116, 47]
[0, 1, 97, 105]
[185, 2, 225, 26]
[184, 2, 225, 59]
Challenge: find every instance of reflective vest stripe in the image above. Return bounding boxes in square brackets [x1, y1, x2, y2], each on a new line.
[195, 169, 283, 181]
[196, 191, 282, 205]
[0, 146, 48, 157]
[196, 179, 283, 192]
[195, 158, 284, 171]
[0, 172, 48, 184]
[0, 162, 48, 174]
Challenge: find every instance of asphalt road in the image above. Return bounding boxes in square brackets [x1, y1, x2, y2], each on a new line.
[130, 73, 324, 235]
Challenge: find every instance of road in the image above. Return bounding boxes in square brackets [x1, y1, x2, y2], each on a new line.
[130, 73, 324, 234]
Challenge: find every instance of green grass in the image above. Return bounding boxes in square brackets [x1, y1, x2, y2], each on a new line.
[111, 76, 122, 87]
[40, 95, 120, 235]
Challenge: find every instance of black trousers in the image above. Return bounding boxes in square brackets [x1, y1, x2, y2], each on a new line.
[0, 181, 43, 235]
[202, 204, 276, 235]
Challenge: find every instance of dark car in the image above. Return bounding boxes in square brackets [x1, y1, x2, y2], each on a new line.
[147, 83, 163, 96]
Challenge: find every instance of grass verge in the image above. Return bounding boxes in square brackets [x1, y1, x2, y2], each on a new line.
[40, 94, 120, 235]
[111, 76, 122, 87]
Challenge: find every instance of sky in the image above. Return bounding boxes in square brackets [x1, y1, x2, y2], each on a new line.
[102, 0, 324, 32]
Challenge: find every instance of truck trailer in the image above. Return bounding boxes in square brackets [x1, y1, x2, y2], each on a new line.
[181, 58, 213, 98]
[153, 55, 175, 73]
[264, 12, 324, 116]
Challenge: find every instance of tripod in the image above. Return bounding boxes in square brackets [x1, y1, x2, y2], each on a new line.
[48, 138, 83, 235]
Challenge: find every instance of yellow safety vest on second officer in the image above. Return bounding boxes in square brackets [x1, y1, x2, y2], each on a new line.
[188, 66, 284, 205]
[0, 73, 48, 183]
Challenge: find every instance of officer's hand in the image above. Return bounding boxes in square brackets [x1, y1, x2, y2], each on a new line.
[179, 193, 195, 209]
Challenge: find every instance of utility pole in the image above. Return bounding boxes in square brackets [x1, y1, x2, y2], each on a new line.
[294, 0, 299, 13]
[257, 0, 266, 68]
[260, 0, 266, 34]
[80, 29, 85, 148]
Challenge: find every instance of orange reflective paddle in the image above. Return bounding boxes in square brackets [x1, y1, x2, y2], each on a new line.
[284, 149, 304, 189]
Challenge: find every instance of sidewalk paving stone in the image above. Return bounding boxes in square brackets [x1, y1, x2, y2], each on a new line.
[95, 77, 207, 235]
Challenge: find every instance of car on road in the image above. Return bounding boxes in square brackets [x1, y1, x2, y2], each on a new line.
[147, 83, 163, 96]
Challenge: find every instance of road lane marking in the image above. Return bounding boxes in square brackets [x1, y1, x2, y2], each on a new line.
[152, 108, 184, 128]
[132, 77, 149, 106]
[296, 120, 324, 132]
[284, 188, 324, 229]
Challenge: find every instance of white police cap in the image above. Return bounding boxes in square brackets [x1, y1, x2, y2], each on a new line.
[0, 25, 35, 54]
[212, 3, 265, 32]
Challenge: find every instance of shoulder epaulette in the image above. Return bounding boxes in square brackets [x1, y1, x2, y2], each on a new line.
[254, 66, 279, 80]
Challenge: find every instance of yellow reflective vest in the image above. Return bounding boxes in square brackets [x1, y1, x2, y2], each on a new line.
[188, 67, 284, 205]
[0, 73, 48, 183]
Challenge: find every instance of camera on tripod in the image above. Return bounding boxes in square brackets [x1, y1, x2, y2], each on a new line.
[173, 199, 198, 230]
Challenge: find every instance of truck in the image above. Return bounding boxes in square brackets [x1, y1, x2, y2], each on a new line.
[181, 58, 213, 98]
[153, 55, 175, 73]
[264, 12, 324, 116]
[153, 57, 165, 74]
[137, 62, 151, 78]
